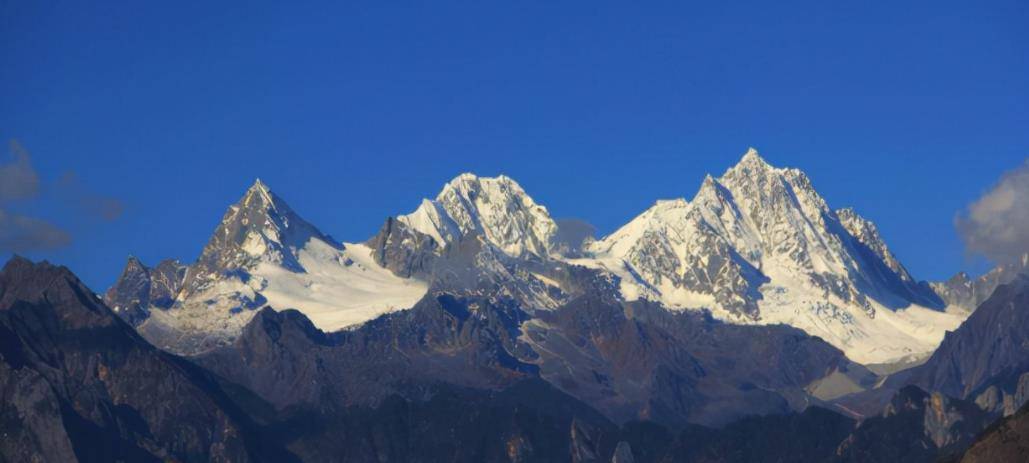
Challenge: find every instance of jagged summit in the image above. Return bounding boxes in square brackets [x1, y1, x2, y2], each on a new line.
[0, 256, 69, 293]
[250, 177, 269, 191]
[398, 172, 558, 259]
[183, 180, 340, 292]
[442, 172, 520, 191]
[237, 178, 278, 214]
[105, 255, 187, 324]
[237, 179, 318, 234]
[932, 252, 1029, 311]
[737, 146, 770, 167]
[124, 254, 146, 270]
[581, 148, 959, 364]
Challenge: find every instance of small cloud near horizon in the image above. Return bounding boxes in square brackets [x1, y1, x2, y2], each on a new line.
[956, 158, 1029, 264]
[0, 209, 72, 253]
[0, 140, 40, 202]
[57, 171, 125, 221]
[0, 139, 126, 254]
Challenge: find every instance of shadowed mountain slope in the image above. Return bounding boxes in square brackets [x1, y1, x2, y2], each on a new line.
[0, 257, 297, 463]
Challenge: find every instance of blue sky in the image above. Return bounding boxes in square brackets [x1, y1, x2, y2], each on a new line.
[1, 1, 1026, 289]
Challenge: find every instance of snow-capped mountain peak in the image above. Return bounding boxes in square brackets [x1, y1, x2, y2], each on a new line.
[580, 148, 959, 364]
[115, 179, 427, 354]
[737, 146, 771, 168]
[181, 179, 338, 295]
[246, 177, 272, 201]
[398, 173, 558, 259]
[237, 178, 334, 250]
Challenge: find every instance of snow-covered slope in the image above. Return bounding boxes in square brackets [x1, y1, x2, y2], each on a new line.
[397, 173, 558, 259]
[576, 149, 962, 364]
[141, 241, 426, 353]
[124, 180, 427, 353]
[256, 241, 428, 329]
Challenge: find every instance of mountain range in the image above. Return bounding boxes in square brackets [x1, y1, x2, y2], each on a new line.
[107, 149, 992, 365]
[6, 148, 1029, 462]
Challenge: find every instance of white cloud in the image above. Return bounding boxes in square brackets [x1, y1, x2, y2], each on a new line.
[0, 209, 71, 253]
[0, 140, 40, 202]
[956, 159, 1029, 264]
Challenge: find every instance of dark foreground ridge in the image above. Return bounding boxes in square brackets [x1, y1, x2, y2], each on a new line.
[0, 256, 297, 462]
[959, 399, 1029, 462]
[4, 257, 1029, 462]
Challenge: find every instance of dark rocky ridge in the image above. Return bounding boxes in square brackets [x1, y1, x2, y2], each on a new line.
[959, 399, 1029, 463]
[197, 283, 860, 429]
[833, 386, 992, 462]
[366, 216, 439, 279]
[197, 293, 538, 414]
[524, 296, 857, 427]
[835, 275, 1029, 419]
[197, 298, 1003, 462]
[931, 253, 1028, 310]
[103, 256, 186, 325]
[909, 276, 1029, 400]
[0, 257, 296, 462]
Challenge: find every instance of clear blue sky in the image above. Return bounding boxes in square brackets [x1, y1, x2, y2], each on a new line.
[2, 1, 1026, 289]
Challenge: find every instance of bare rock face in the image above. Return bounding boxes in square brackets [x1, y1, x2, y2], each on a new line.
[931, 253, 1029, 311]
[839, 275, 1029, 420]
[104, 256, 186, 325]
[0, 360, 78, 462]
[960, 400, 1029, 463]
[197, 292, 540, 414]
[147, 258, 188, 307]
[521, 296, 855, 428]
[103, 255, 152, 324]
[199, 299, 632, 462]
[610, 441, 634, 463]
[0, 257, 295, 463]
[570, 418, 604, 463]
[910, 276, 1029, 399]
[198, 278, 859, 439]
[367, 216, 439, 279]
[834, 386, 992, 462]
[973, 371, 1029, 417]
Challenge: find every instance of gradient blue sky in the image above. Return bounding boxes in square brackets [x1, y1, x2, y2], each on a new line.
[2, 1, 1027, 289]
